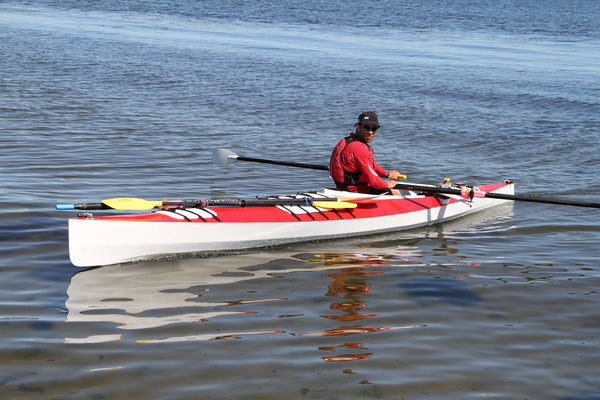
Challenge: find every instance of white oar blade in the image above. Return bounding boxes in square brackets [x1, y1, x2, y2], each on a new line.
[212, 148, 239, 166]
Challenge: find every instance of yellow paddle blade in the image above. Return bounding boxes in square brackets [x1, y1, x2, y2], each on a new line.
[102, 198, 163, 210]
[312, 201, 357, 209]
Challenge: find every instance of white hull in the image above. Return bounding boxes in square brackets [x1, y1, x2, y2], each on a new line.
[68, 184, 514, 267]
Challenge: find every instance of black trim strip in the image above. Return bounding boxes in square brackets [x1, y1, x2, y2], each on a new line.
[345, 208, 357, 218]
[279, 205, 301, 221]
[184, 208, 207, 222]
[173, 209, 192, 222]
[199, 207, 221, 222]
[298, 206, 316, 220]
[331, 209, 344, 219]
[312, 206, 330, 220]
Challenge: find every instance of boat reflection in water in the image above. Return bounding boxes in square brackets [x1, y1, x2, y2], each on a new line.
[65, 245, 423, 345]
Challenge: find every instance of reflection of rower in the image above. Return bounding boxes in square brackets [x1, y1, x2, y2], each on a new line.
[294, 325, 416, 337]
[323, 268, 383, 322]
[293, 268, 418, 338]
[294, 266, 419, 367]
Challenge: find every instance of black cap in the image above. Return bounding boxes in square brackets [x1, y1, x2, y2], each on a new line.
[356, 111, 381, 127]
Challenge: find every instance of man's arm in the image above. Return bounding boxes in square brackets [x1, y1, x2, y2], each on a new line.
[354, 145, 389, 190]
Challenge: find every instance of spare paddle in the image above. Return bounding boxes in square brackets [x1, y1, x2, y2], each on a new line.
[56, 197, 358, 211]
[213, 148, 407, 179]
[394, 182, 600, 209]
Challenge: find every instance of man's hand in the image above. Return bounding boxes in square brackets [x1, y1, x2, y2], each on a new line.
[387, 170, 407, 180]
[386, 180, 399, 189]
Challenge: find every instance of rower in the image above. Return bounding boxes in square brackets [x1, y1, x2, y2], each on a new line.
[330, 111, 405, 193]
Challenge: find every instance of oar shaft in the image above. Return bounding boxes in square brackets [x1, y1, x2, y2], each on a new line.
[484, 192, 600, 208]
[393, 183, 462, 196]
[236, 156, 329, 171]
[393, 183, 600, 209]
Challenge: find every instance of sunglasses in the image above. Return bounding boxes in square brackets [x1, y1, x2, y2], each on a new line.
[362, 125, 379, 132]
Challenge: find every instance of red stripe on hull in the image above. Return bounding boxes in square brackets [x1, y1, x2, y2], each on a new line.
[84, 182, 508, 224]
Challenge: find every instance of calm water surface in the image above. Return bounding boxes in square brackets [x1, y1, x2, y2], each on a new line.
[1, 0, 599, 399]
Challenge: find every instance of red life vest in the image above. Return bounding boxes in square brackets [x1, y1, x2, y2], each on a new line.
[330, 136, 368, 190]
[330, 135, 389, 193]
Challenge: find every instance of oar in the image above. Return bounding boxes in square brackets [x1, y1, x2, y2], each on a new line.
[394, 183, 600, 209]
[213, 148, 328, 171]
[56, 196, 358, 211]
[213, 148, 407, 179]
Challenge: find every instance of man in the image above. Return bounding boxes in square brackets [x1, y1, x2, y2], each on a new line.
[330, 111, 403, 193]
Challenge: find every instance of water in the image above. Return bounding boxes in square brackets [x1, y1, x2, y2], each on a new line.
[1, 0, 599, 398]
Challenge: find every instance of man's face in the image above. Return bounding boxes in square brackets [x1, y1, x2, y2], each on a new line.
[355, 124, 379, 144]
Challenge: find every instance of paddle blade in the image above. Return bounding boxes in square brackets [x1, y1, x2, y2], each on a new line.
[312, 201, 357, 209]
[102, 198, 162, 210]
[212, 148, 239, 166]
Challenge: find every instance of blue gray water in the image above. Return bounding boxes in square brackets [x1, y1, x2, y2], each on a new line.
[1, 1, 599, 399]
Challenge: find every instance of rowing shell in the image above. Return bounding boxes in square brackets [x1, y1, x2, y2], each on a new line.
[67, 182, 514, 267]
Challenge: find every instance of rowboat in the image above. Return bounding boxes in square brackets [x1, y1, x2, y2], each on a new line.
[65, 181, 515, 267]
